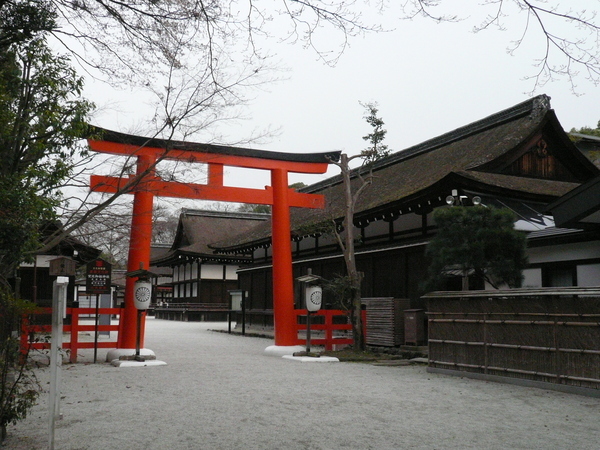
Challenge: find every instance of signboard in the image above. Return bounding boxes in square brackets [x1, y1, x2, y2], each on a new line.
[49, 257, 76, 276]
[86, 259, 112, 295]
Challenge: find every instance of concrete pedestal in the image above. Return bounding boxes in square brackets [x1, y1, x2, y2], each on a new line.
[263, 345, 306, 357]
[107, 348, 167, 367]
[282, 355, 339, 363]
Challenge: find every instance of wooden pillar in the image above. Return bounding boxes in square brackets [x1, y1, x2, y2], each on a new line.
[119, 154, 155, 349]
[270, 168, 296, 346]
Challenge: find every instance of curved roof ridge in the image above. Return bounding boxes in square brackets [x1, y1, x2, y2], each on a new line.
[376, 95, 550, 168]
[302, 95, 551, 194]
[87, 126, 341, 164]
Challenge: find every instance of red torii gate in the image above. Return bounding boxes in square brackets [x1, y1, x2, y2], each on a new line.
[87, 128, 339, 352]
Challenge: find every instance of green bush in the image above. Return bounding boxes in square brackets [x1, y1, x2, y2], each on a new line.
[0, 288, 40, 442]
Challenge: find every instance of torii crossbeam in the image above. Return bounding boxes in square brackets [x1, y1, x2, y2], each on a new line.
[87, 127, 340, 352]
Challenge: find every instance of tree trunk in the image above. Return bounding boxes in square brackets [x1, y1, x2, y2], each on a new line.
[339, 154, 366, 351]
[350, 271, 364, 350]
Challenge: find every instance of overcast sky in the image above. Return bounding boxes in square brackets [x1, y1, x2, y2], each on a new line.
[83, 2, 600, 194]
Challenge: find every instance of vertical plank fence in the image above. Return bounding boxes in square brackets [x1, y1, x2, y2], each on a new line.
[424, 288, 600, 393]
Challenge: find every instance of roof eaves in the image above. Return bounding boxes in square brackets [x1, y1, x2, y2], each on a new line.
[181, 208, 270, 221]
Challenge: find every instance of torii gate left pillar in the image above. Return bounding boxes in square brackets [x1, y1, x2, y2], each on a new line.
[87, 129, 339, 355]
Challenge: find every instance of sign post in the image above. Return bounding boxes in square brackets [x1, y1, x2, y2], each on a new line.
[48, 276, 69, 450]
[305, 285, 323, 353]
[133, 279, 152, 360]
[295, 269, 323, 356]
[86, 259, 112, 362]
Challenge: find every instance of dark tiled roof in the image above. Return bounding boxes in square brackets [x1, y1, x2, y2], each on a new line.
[454, 171, 578, 198]
[151, 209, 269, 265]
[211, 95, 598, 251]
[40, 221, 102, 263]
[150, 244, 173, 275]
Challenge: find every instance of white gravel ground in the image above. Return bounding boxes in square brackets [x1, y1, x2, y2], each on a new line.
[5, 317, 600, 449]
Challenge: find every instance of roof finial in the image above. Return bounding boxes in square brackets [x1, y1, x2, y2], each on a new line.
[532, 95, 551, 118]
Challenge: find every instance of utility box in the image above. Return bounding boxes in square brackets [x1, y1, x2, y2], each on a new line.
[404, 309, 425, 345]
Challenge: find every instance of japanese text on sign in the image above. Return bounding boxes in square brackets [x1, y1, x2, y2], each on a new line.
[86, 259, 112, 294]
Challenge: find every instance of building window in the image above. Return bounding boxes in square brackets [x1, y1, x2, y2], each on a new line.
[543, 266, 576, 287]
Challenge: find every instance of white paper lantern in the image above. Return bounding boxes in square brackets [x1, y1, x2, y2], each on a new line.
[134, 280, 152, 310]
[305, 285, 322, 312]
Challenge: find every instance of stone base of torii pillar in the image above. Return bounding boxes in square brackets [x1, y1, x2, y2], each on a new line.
[263, 345, 307, 357]
[106, 348, 167, 367]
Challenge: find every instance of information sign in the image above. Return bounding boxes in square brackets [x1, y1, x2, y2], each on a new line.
[49, 257, 76, 277]
[86, 259, 112, 294]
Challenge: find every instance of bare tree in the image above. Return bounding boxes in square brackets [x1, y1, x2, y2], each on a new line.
[51, 0, 600, 256]
[73, 202, 180, 267]
[404, 1, 600, 93]
[6, 0, 600, 291]
[327, 102, 390, 351]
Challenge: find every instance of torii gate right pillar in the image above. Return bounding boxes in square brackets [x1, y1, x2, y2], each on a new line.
[269, 168, 297, 348]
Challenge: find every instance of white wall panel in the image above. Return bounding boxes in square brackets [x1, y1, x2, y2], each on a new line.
[225, 265, 239, 280]
[394, 213, 423, 232]
[528, 241, 600, 264]
[577, 264, 600, 287]
[201, 264, 224, 280]
[522, 268, 542, 288]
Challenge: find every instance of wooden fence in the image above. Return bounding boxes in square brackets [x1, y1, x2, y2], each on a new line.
[20, 307, 364, 360]
[424, 288, 600, 394]
[294, 309, 366, 351]
[21, 307, 120, 363]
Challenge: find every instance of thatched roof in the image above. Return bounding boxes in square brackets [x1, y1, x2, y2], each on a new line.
[150, 244, 173, 275]
[151, 209, 269, 266]
[211, 95, 598, 252]
[40, 221, 102, 264]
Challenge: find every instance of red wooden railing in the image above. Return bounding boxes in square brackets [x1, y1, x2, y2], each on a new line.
[21, 307, 365, 360]
[20, 307, 121, 363]
[293, 309, 367, 351]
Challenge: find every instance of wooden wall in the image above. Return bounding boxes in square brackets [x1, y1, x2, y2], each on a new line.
[238, 243, 429, 329]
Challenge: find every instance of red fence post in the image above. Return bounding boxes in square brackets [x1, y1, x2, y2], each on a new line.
[19, 315, 30, 363]
[325, 310, 334, 351]
[69, 307, 79, 363]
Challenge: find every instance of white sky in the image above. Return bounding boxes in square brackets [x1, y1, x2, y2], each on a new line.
[82, 2, 600, 195]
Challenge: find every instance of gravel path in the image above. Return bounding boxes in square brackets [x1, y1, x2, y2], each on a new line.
[5, 318, 600, 449]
